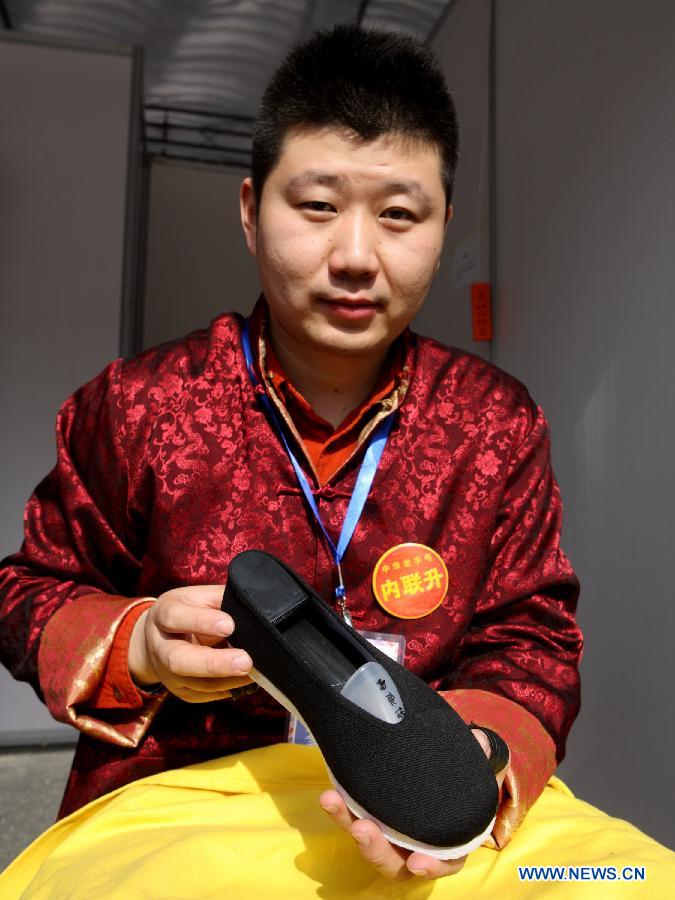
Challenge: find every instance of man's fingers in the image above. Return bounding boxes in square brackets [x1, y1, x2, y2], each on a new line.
[160, 584, 228, 610]
[350, 822, 467, 881]
[319, 792, 470, 881]
[153, 599, 234, 639]
[349, 819, 411, 881]
[406, 851, 467, 879]
[320, 794, 412, 881]
[160, 642, 252, 679]
[472, 728, 491, 757]
[319, 790, 355, 831]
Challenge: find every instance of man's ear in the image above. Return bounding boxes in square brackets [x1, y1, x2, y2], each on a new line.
[240, 177, 258, 256]
[443, 204, 453, 234]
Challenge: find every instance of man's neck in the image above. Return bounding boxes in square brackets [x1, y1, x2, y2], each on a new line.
[267, 317, 389, 429]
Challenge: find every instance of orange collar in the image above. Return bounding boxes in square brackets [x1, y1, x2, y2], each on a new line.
[248, 297, 411, 484]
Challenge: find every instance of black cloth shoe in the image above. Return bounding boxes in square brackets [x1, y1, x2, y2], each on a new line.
[222, 549, 499, 859]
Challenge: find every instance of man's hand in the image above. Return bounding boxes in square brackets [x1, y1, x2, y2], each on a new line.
[319, 728, 510, 881]
[128, 585, 253, 702]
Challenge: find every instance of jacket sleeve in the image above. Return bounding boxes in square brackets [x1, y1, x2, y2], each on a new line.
[0, 359, 165, 746]
[438, 396, 583, 848]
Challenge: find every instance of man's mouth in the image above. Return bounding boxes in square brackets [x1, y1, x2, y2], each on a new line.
[317, 296, 381, 321]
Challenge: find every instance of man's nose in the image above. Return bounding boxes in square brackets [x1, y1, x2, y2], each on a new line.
[328, 210, 379, 279]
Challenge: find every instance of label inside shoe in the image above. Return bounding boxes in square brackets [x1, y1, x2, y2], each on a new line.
[340, 661, 404, 723]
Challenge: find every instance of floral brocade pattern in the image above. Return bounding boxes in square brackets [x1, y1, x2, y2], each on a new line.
[0, 303, 582, 824]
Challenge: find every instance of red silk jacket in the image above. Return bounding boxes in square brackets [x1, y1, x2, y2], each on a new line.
[0, 305, 582, 845]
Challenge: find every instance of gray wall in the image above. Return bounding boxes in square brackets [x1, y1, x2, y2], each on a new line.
[421, 0, 492, 356]
[0, 36, 136, 742]
[143, 160, 258, 348]
[491, 0, 674, 847]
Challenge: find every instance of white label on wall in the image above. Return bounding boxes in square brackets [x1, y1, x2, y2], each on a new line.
[452, 231, 480, 289]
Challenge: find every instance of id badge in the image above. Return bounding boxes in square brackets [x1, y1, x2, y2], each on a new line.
[286, 630, 406, 745]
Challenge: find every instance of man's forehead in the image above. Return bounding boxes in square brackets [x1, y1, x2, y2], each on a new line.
[275, 127, 444, 201]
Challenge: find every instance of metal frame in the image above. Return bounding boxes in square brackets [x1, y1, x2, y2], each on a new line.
[0, 0, 12, 29]
[0, 24, 132, 58]
[142, 104, 255, 169]
[488, 0, 497, 364]
[120, 45, 147, 358]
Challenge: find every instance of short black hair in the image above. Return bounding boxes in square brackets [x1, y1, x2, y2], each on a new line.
[251, 24, 459, 209]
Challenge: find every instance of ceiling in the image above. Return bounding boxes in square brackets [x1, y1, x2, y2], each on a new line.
[1, 0, 453, 167]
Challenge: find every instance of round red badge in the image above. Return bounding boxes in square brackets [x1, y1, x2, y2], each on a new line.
[372, 543, 449, 619]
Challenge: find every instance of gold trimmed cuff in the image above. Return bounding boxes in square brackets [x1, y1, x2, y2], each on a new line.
[38, 593, 167, 748]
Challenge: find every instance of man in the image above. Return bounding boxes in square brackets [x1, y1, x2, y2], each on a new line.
[0, 25, 582, 882]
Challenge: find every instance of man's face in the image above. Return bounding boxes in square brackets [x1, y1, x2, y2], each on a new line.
[240, 126, 451, 361]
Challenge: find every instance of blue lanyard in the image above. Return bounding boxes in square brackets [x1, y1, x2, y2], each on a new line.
[241, 318, 395, 624]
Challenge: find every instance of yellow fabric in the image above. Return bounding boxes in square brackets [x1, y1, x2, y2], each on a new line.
[2, 745, 673, 899]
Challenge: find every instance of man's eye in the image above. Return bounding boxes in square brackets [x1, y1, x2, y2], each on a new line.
[381, 208, 414, 222]
[301, 201, 335, 213]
